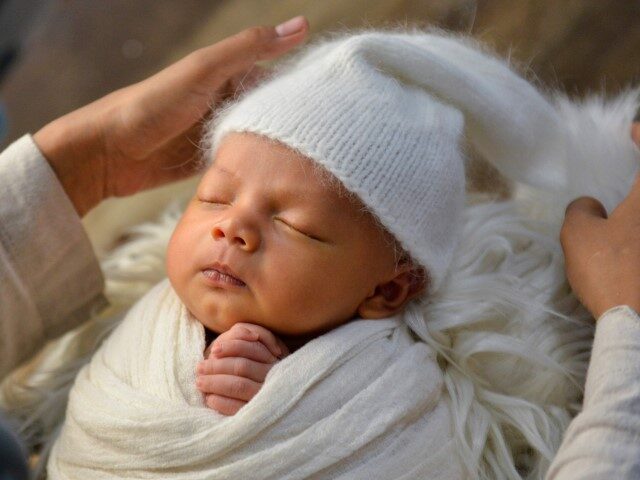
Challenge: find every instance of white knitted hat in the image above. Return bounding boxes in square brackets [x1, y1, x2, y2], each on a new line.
[205, 30, 567, 292]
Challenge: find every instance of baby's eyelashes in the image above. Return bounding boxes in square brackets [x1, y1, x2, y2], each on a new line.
[198, 198, 230, 206]
[274, 217, 324, 242]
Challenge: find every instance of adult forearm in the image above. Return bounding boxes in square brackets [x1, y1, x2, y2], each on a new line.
[0, 135, 107, 378]
[33, 112, 105, 217]
[546, 305, 640, 479]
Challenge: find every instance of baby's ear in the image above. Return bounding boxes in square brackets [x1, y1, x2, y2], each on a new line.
[357, 264, 428, 319]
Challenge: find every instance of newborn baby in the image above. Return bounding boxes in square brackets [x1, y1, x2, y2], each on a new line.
[49, 28, 573, 479]
[167, 131, 426, 415]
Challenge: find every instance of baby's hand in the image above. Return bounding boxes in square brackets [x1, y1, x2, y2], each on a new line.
[196, 323, 289, 416]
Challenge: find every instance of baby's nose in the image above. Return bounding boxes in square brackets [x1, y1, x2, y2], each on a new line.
[211, 222, 260, 251]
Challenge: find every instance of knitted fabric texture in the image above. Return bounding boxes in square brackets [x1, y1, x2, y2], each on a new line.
[206, 30, 566, 292]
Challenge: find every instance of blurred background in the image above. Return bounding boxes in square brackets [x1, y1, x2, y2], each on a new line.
[1, 0, 640, 251]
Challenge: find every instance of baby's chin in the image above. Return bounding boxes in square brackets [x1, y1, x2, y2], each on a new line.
[174, 279, 352, 338]
[169, 278, 247, 333]
[187, 304, 239, 335]
[185, 293, 272, 334]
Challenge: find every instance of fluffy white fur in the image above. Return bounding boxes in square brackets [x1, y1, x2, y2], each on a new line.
[1, 87, 639, 480]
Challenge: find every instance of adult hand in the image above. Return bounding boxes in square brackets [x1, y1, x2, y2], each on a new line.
[33, 16, 309, 217]
[560, 172, 640, 320]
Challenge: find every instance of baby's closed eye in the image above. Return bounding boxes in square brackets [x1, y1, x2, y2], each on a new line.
[197, 196, 325, 242]
[198, 197, 230, 206]
[274, 216, 324, 242]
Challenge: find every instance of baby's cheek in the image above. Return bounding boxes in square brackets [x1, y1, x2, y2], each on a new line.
[166, 226, 196, 299]
[166, 235, 183, 286]
[260, 281, 330, 335]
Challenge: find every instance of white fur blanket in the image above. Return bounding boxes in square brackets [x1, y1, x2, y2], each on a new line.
[47, 279, 462, 479]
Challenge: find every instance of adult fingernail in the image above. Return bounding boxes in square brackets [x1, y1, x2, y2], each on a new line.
[275, 15, 306, 37]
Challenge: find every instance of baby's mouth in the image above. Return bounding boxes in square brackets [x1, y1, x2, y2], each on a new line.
[202, 268, 246, 287]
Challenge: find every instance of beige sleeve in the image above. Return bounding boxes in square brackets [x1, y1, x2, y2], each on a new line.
[0, 134, 108, 379]
[546, 305, 640, 479]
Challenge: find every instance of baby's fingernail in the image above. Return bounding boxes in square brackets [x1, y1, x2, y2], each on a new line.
[212, 345, 222, 355]
[196, 363, 204, 374]
[275, 15, 306, 37]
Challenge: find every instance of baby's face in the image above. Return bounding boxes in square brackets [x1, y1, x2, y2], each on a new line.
[166, 132, 400, 337]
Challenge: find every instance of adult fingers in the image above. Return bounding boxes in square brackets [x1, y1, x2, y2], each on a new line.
[210, 338, 278, 363]
[178, 16, 308, 100]
[610, 172, 640, 221]
[631, 122, 640, 147]
[560, 196, 607, 247]
[204, 394, 246, 416]
[197, 357, 273, 383]
[564, 196, 608, 221]
[191, 16, 308, 82]
[625, 172, 640, 205]
[217, 64, 271, 103]
[121, 18, 308, 149]
[112, 121, 205, 196]
[197, 374, 261, 401]
[236, 64, 271, 92]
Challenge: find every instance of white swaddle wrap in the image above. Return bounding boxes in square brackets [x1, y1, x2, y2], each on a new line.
[47, 279, 461, 479]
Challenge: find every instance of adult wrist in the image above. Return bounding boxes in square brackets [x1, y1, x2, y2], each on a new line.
[32, 115, 104, 217]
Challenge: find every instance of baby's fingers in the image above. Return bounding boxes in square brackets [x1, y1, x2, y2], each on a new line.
[197, 357, 273, 383]
[231, 322, 289, 359]
[196, 374, 261, 401]
[211, 339, 278, 363]
[205, 394, 246, 416]
[220, 325, 260, 342]
[206, 326, 258, 358]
